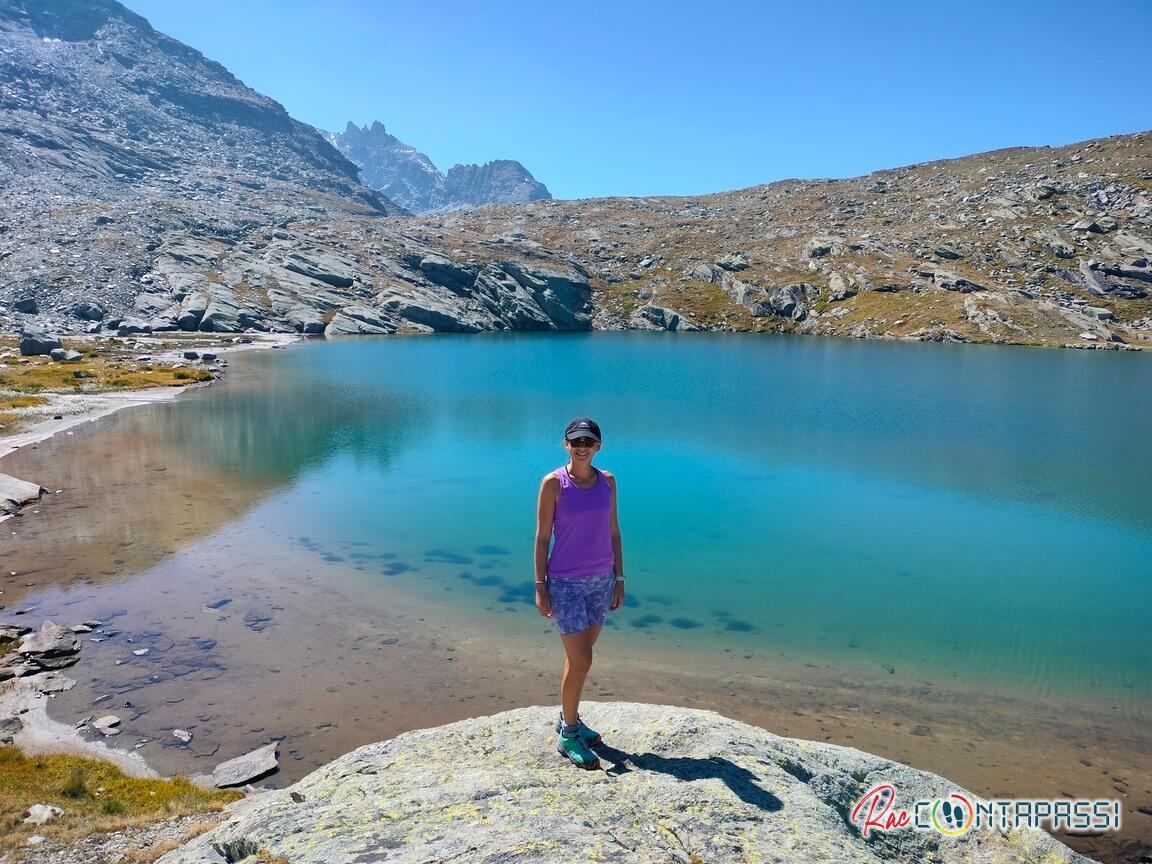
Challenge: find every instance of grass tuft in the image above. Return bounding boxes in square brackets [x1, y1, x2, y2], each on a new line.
[0, 747, 241, 849]
[61, 767, 89, 800]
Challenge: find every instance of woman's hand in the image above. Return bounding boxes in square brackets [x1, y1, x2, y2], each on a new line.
[610, 581, 624, 611]
[535, 583, 552, 618]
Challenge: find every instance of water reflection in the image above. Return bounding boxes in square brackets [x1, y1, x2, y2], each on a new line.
[2, 353, 432, 602]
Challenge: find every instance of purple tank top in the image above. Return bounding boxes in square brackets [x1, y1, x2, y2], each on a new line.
[546, 465, 615, 579]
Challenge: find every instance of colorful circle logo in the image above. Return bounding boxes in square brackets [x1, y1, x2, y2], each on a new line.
[931, 793, 974, 835]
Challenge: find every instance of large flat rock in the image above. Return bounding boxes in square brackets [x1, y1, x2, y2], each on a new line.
[0, 472, 44, 514]
[156, 703, 1093, 864]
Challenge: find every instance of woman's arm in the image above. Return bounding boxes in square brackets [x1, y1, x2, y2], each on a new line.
[605, 473, 625, 611]
[534, 474, 559, 618]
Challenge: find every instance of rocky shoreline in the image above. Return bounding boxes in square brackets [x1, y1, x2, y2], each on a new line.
[154, 702, 1096, 864]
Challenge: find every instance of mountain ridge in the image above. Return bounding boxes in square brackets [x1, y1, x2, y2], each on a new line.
[0, 0, 1148, 351]
[326, 120, 552, 213]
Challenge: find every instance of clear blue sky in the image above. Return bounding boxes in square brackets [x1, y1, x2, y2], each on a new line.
[121, 0, 1152, 201]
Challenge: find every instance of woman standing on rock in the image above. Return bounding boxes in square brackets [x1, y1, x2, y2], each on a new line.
[534, 417, 625, 770]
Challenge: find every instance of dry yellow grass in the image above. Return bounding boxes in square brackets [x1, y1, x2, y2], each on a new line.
[0, 747, 240, 854]
[0, 336, 219, 434]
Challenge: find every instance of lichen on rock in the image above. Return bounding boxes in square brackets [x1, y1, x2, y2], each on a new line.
[156, 703, 1093, 864]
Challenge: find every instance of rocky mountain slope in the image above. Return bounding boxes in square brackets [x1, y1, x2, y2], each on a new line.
[0, 1, 1148, 349]
[0, 1, 586, 337]
[326, 120, 552, 213]
[423, 133, 1152, 348]
[156, 703, 1093, 864]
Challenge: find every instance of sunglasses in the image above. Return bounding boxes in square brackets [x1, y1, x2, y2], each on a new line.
[568, 437, 598, 448]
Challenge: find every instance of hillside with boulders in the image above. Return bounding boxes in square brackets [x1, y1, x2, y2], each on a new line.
[0, 0, 1149, 349]
[425, 133, 1152, 348]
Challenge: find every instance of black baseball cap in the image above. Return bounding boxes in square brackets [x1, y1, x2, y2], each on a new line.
[564, 417, 601, 442]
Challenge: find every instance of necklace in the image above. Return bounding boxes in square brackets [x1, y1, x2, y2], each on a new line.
[567, 463, 596, 487]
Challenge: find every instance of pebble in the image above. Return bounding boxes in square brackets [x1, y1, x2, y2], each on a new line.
[15, 813, 224, 864]
[173, 729, 193, 743]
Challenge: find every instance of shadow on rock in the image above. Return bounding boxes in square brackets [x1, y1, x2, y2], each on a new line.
[594, 744, 783, 812]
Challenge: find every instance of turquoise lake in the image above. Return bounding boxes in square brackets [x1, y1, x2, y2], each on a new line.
[147, 332, 1151, 704]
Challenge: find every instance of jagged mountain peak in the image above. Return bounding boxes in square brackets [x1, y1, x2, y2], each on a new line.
[327, 120, 552, 213]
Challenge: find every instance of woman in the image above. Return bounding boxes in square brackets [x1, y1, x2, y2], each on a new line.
[534, 417, 625, 770]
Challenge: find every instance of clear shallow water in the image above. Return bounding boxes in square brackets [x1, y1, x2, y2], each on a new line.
[144, 332, 1152, 703]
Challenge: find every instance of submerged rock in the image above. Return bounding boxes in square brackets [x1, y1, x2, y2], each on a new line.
[156, 703, 1091, 864]
[0, 473, 44, 515]
[212, 742, 280, 788]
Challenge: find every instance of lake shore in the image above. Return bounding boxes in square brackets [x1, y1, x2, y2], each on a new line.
[1, 332, 300, 464]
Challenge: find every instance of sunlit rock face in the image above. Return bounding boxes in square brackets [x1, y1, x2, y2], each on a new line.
[157, 703, 1093, 864]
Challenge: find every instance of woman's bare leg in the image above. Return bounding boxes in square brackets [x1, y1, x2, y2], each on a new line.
[560, 627, 600, 726]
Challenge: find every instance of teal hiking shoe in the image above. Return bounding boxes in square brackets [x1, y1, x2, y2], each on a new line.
[556, 730, 600, 770]
[554, 712, 602, 746]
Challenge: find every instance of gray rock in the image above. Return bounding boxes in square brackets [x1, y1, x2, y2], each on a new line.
[750, 283, 817, 319]
[417, 254, 477, 295]
[932, 271, 988, 293]
[632, 305, 699, 331]
[0, 473, 45, 515]
[134, 291, 173, 316]
[117, 318, 152, 336]
[932, 246, 962, 260]
[377, 289, 476, 333]
[93, 715, 122, 736]
[17, 620, 81, 661]
[861, 279, 904, 293]
[473, 266, 552, 330]
[23, 804, 63, 826]
[1083, 306, 1116, 321]
[328, 123, 552, 213]
[156, 703, 1093, 864]
[1072, 218, 1113, 234]
[49, 348, 67, 361]
[906, 326, 972, 343]
[1099, 262, 1152, 285]
[199, 290, 243, 333]
[0, 715, 24, 745]
[1112, 232, 1152, 258]
[1076, 263, 1148, 299]
[686, 263, 717, 283]
[70, 300, 106, 321]
[18, 327, 61, 356]
[282, 250, 361, 289]
[805, 236, 842, 258]
[183, 351, 201, 360]
[284, 305, 327, 334]
[715, 251, 749, 271]
[212, 742, 280, 788]
[13, 297, 38, 314]
[827, 272, 856, 301]
[178, 290, 209, 331]
[1036, 231, 1076, 260]
[325, 304, 397, 336]
[501, 262, 592, 330]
